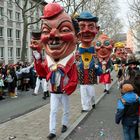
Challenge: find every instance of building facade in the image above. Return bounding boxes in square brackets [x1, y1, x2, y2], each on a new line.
[133, 25, 140, 59]
[0, 0, 43, 64]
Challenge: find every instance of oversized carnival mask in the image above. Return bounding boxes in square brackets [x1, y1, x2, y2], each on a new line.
[41, 3, 77, 61]
[30, 32, 42, 51]
[114, 42, 126, 60]
[30, 32, 42, 60]
[95, 34, 113, 63]
[77, 11, 99, 47]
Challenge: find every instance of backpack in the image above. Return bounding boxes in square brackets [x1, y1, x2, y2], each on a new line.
[121, 97, 139, 117]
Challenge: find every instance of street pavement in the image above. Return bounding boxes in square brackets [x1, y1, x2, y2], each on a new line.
[0, 89, 49, 124]
[0, 71, 117, 140]
[65, 79, 123, 140]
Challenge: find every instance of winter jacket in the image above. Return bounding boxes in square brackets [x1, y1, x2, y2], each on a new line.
[115, 92, 139, 126]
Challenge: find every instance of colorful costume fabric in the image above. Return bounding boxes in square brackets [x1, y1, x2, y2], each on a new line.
[95, 34, 113, 93]
[77, 11, 102, 111]
[30, 3, 78, 138]
[99, 59, 112, 84]
[78, 45, 101, 85]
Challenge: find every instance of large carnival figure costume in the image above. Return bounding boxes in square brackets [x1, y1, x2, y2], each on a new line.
[30, 32, 49, 99]
[95, 34, 113, 94]
[114, 42, 127, 71]
[76, 11, 102, 112]
[30, 3, 78, 139]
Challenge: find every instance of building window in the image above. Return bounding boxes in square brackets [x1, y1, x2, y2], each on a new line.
[0, 47, 4, 59]
[16, 30, 20, 39]
[8, 47, 13, 59]
[15, 12, 20, 21]
[0, 27, 3, 38]
[0, 7, 3, 19]
[7, 9, 12, 20]
[16, 48, 20, 58]
[7, 28, 13, 39]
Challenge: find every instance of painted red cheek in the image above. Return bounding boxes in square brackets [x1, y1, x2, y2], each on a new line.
[92, 31, 97, 37]
[41, 35, 49, 44]
[61, 33, 75, 41]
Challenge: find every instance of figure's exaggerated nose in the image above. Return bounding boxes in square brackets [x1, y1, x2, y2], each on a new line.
[49, 29, 58, 38]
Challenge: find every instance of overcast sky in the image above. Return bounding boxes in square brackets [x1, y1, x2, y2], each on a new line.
[117, 0, 129, 33]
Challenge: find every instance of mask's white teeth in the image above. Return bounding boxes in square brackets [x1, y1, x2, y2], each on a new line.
[49, 43, 62, 49]
[52, 40, 56, 45]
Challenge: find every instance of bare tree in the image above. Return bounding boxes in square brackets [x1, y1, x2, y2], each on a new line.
[12, 0, 46, 62]
[51, 0, 89, 16]
[74, 0, 124, 38]
[127, 0, 140, 41]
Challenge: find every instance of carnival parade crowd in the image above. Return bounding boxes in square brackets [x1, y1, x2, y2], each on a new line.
[0, 62, 36, 100]
[1, 2, 140, 140]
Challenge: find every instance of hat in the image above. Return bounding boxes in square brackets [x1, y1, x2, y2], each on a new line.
[41, 3, 64, 19]
[114, 42, 125, 48]
[121, 84, 134, 93]
[31, 32, 41, 40]
[77, 11, 98, 22]
[125, 60, 140, 66]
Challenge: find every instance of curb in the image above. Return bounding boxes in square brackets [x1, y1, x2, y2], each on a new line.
[58, 77, 117, 140]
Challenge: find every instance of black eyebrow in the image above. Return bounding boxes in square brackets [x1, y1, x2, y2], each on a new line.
[56, 20, 72, 29]
[42, 22, 52, 30]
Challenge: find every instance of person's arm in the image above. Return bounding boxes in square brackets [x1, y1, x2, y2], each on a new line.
[115, 109, 124, 124]
[115, 99, 125, 124]
[95, 64, 102, 76]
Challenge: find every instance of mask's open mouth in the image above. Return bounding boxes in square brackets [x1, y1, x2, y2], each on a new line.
[48, 37, 63, 50]
[82, 33, 93, 39]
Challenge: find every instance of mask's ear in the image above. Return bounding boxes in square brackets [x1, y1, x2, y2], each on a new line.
[72, 19, 80, 35]
[97, 26, 100, 31]
[93, 41, 96, 46]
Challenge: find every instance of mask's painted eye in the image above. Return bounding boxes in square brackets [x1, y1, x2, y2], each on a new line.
[60, 27, 71, 33]
[96, 41, 101, 47]
[104, 40, 110, 46]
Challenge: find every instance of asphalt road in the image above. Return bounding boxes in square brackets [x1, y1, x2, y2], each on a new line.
[0, 89, 49, 124]
[65, 83, 123, 140]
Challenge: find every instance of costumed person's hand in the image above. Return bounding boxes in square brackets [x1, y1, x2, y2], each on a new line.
[30, 42, 42, 61]
[63, 90, 66, 94]
[95, 64, 99, 69]
[32, 50, 41, 60]
[106, 69, 111, 73]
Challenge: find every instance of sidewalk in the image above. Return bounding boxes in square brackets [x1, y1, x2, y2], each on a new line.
[0, 71, 117, 140]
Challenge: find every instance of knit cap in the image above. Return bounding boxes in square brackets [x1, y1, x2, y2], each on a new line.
[121, 83, 134, 93]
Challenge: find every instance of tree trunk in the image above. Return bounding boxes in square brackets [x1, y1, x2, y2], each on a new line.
[21, 20, 28, 62]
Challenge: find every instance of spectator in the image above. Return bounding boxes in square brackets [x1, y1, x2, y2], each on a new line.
[117, 63, 126, 88]
[0, 74, 5, 100]
[115, 83, 139, 140]
[5, 68, 17, 98]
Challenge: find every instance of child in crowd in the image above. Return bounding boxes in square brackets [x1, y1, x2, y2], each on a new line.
[115, 83, 139, 140]
[0, 74, 5, 100]
[5, 69, 17, 98]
